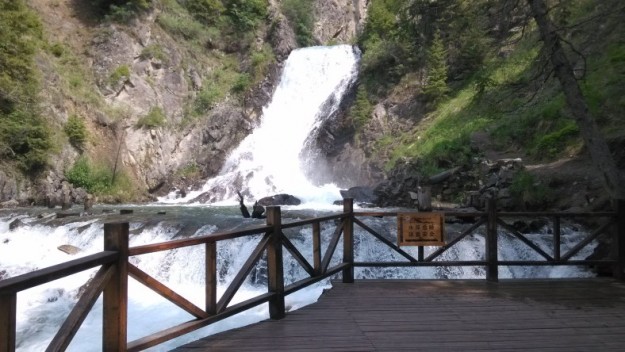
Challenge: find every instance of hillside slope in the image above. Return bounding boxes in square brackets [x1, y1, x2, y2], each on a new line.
[315, 0, 625, 211]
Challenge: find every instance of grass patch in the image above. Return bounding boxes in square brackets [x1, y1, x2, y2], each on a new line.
[387, 87, 491, 175]
[249, 44, 275, 83]
[189, 59, 244, 118]
[175, 162, 201, 178]
[136, 107, 167, 128]
[139, 44, 168, 63]
[109, 65, 131, 86]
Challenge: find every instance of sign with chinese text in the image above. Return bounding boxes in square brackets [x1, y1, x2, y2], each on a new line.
[397, 213, 445, 246]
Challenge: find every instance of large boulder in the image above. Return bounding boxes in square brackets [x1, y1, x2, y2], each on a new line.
[340, 186, 378, 205]
[257, 194, 301, 206]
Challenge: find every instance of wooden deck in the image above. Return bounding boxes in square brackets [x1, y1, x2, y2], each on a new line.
[173, 279, 625, 351]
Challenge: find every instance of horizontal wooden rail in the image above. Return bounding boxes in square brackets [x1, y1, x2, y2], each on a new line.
[129, 225, 271, 256]
[0, 251, 118, 294]
[281, 213, 346, 229]
[354, 261, 489, 267]
[127, 292, 276, 352]
[498, 211, 616, 217]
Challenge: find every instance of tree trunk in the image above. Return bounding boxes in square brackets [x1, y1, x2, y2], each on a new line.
[527, 0, 625, 200]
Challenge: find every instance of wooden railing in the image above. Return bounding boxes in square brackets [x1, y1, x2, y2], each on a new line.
[353, 199, 625, 282]
[1, 198, 623, 351]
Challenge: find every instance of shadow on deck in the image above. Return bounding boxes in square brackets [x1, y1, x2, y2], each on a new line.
[173, 279, 625, 351]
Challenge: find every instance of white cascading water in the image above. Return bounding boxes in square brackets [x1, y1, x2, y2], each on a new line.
[162, 45, 360, 206]
[0, 45, 598, 351]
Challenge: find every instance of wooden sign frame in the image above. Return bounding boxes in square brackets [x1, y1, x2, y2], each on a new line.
[397, 212, 445, 246]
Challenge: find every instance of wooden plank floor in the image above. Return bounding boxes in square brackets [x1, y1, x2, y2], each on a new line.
[173, 279, 625, 351]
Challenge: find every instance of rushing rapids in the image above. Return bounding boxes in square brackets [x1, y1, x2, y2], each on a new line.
[0, 45, 598, 351]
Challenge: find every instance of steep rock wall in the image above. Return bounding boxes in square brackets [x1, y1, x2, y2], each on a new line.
[313, 0, 368, 44]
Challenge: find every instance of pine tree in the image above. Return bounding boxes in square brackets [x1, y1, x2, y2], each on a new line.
[424, 31, 449, 103]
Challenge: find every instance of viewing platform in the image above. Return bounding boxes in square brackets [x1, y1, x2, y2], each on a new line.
[1, 199, 624, 351]
[175, 279, 625, 351]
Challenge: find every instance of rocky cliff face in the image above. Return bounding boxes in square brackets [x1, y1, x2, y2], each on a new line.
[312, 79, 426, 189]
[313, 0, 368, 44]
[0, 0, 370, 207]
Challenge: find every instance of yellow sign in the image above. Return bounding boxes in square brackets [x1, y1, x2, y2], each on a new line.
[398, 213, 445, 246]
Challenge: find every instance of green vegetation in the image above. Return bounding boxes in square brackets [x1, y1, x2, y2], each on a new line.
[157, 0, 275, 123]
[423, 31, 450, 104]
[224, 0, 268, 31]
[182, 0, 225, 26]
[249, 44, 275, 83]
[66, 157, 112, 194]
[93, 0, 153, 22]
[66, 156, 138, 201]
[184, 0, 268, 30]
[64, 115, 89, 149]
[109, 65, 131, 86]
[0, 0, 51, 173]
[509, 170, 553, 209]
[231, 73, 251, 93]
[351, 86, 373, 129]
[48, 42, 65, 58]
[190, 60, 248, 118]
[157, 1, 211, 43]
[136, 107, 167, 128]
[361, 0, 624, 179]
[140, 44, 167, 63]
[175, 162, 201, 178]
[282, 0, 315, 47]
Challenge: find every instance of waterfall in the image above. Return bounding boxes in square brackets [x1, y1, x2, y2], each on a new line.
[162, 45, 360, 206]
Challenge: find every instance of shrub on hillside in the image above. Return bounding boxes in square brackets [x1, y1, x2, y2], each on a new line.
[282, 0, 314, 46]
[64, 115, 88, 149]
[136, 107, 167, 128]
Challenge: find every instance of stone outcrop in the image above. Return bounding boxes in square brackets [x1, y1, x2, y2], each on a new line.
[340, 186, 377, 205]
[374, 157, 529, 210]
[0, 171, 20, 206]
[313, 0, 368, 44]
[312, 84, 426, 190]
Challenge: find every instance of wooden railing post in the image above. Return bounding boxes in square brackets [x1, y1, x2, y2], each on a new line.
[266, 206, 285, 319]
[486, 198, 498, 282]
[614, 199, 625, 279]
[553, 216, 561, 261]
[103, 222, 129, 352]
[312, 221, 321, 275]
[205, 242, 217, 315]
[0, 293, 16, 352]
[343, 198, 354, 283]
